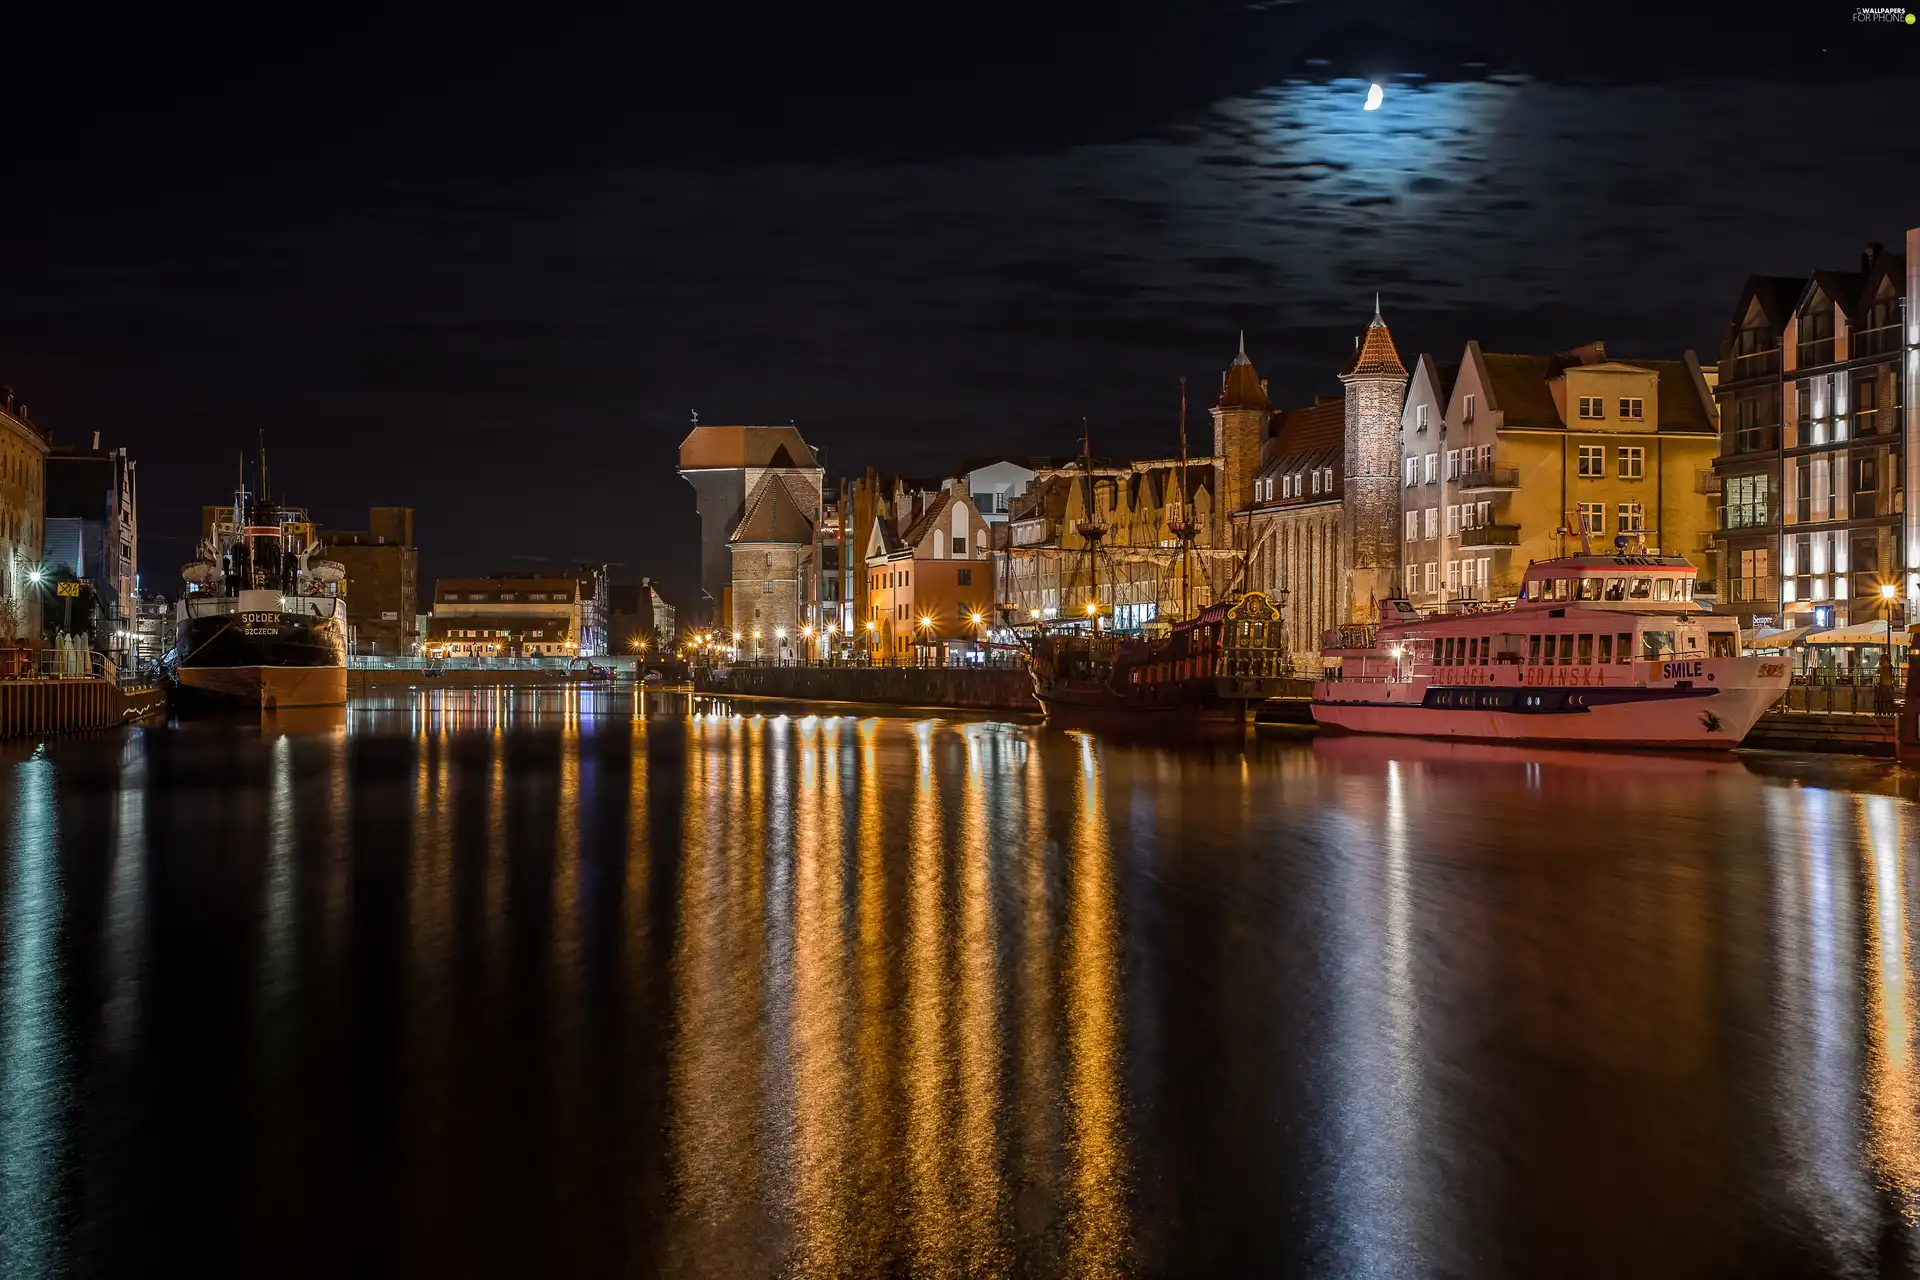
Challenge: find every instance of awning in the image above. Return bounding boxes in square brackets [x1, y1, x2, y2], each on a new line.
[1749, 626, 1811, 649]
[1804, 620, 1903, 645]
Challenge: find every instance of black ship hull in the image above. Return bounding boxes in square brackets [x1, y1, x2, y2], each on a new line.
[169, 609, 347, 709]
[1032, 673, 1291, 729]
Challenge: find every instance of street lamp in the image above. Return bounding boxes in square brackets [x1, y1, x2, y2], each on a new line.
[1882, 582, 1899, 689]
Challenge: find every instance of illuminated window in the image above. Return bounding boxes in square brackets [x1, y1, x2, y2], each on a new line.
[1618, 446, 1644, 480]
[1618, 397, 1644, 419]
[1415, 403, 1430, 430]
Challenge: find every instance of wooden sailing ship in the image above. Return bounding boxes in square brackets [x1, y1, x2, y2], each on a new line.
[1024, 384, 1293, 728]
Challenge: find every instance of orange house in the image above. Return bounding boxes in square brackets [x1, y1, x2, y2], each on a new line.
[862, 481, 993, 662]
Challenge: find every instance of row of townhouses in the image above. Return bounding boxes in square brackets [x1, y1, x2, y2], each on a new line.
[680, 227, 1918, 669]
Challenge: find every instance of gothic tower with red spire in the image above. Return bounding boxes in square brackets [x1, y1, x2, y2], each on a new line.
[1210, 330, 1272, 537]
[1338, 302, 1409, 621]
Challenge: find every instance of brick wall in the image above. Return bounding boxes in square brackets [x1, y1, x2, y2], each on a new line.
[731, 543, 803, 660]
[1339, 372, 1408, 620]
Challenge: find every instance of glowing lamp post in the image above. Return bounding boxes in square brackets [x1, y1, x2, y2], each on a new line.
[1882, 582, 1899, 688]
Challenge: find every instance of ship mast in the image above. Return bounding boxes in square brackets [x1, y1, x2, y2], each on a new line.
[1170, 377, 1200, 622]
[1074, 417, 1107, 632]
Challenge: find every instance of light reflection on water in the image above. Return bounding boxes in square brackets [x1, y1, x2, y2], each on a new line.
[4, 699, 1920, 1275]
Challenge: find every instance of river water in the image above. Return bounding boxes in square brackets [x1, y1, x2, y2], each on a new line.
[4, 688, 1920, 1276]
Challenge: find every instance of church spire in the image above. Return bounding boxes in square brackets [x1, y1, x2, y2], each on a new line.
[1216, 332, 1269, 409]
[1343, 305, 1406, 379]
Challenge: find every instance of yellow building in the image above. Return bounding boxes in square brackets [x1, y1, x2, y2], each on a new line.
[1398, 341, 1720, 608]
[1, 394, 49, 644]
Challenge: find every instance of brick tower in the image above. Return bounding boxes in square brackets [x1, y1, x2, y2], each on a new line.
[1338, 302, 1409, 621]
[1210, 331, 1272, 532]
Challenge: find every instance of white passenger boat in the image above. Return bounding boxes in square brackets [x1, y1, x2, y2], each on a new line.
[1313, 548, 1790, 749]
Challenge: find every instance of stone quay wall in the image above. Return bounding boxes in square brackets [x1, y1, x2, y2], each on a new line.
[697, 664, 1039, 712]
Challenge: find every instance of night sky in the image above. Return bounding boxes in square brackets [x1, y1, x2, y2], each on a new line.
[4, 3, 1918, 609]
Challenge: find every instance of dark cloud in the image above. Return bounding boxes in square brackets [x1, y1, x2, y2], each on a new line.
[1, 3, 1916, 604]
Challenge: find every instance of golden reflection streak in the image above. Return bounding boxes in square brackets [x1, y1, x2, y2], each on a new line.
[485, 735, 508, 990]
[789, 716, 854, 1274]
[400, 725, 454, 1241]
[1018, 729, 1060, 1262]
[956, 725, 1009, 1267]
[904, 723, 959, 1271]
[1861, 794, 1920, 1215]
[1065, 732, 1128, 1277]
[669, 711, 767, 1275]
[850, 718, 895, 1263]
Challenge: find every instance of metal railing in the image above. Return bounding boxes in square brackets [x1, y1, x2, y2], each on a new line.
[1460, 523, 1521, 548]
[1852, 323, 1902, 359]
[1, 647, 120, 683]
[1779, 682, 1901, 717]
[1457, 466, 1519, 491]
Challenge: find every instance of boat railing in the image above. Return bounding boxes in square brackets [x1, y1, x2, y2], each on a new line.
[182, 593, 341, 619]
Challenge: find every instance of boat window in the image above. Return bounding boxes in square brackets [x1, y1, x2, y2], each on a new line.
[1557, 635, 1574, 665]
[1578, 634, 1593, 665]
[1709, 631, 1737, 658]
[1642, 630, 1676, 660]
[1616, 632, 1632, 663]
[1628, 578, 1652, 600]
[1553, 578, 1572, 601]
[1578, 577, 1602, 601]
[1604, 577, 1627, 601]
[1655, 578, 1674, 602]
[1478, 637, 1491, 665]
[1528, 635, 1541, 665]
[1598, 634, 1613, 663]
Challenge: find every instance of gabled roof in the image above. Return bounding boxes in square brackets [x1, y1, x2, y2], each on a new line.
[679, 424, 821, 472]
[1640, 355, 1718, 434]
[1726, 275, 1806, 340]
[1261, 396, 1344, 474]
[1341, 307, 1407, 380]
[1801, 269, 1867, 324]
[730, 475, 814, 545]
[898, 490, 955, 550]
[1475, 350, 1580, 428]
[1215, 332, 1271, 411]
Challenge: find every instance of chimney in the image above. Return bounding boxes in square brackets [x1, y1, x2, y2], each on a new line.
[1567, 341, 1607, 365]
[92, 431, 101, 451]
[1863, 241, 1885, 273]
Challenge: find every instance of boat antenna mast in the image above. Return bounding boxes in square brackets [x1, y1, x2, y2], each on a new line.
[1073, 417, 1109, 632]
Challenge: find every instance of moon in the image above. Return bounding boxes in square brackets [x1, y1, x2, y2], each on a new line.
[1364, 82, 1384, 111]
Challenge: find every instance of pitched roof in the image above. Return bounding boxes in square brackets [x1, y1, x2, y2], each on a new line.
[1341, 308, 1407, 380]
[1261, 396, 1344, 473]
[1803, 269, 1866, 323]
[898, 490, 954, 549]
[1215, 332, 1271, 410]
[679, 424, 820, 472]
[1477, 351, 1580, 428]
[730, 475, 814, 545]
[1638, 357, 1717, 434]
[1728, 275, 1806, 338]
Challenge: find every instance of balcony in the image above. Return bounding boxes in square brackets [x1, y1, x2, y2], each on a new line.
[1457, 466, 1519, 492]
[1797, 337, 1835, 369]
[1695, 469, 1719, 495]
[1460, 524, 1520, 548]
[1852, 323, 1902, 359]
[1730, 348, 1780, 380]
